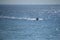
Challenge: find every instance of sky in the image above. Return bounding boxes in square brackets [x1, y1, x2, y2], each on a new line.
[0, 0, 60, 4]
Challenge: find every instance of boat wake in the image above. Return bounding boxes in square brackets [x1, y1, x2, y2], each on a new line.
[0, 16, 44, 21]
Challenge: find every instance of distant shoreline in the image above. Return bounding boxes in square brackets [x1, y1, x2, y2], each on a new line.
[0, 4, 60, 6]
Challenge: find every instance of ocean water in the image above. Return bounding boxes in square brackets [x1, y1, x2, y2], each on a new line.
[0, 5, 60, 40]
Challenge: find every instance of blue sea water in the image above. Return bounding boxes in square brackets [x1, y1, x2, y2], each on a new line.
[0, 5, 60, 40]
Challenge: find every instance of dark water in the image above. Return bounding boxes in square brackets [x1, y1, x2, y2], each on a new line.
[0, 5, 60, 40]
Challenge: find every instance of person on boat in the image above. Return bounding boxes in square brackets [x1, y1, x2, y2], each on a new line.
[36, 18, 39, 21]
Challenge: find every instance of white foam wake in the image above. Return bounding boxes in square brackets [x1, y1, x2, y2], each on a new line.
[0, 16, 44, 21]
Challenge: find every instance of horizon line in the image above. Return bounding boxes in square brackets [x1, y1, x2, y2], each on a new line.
[0, 3, 60, 5]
